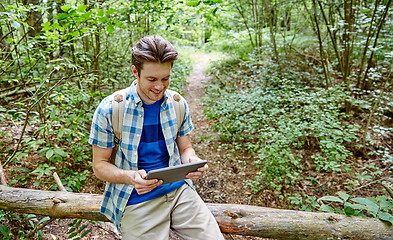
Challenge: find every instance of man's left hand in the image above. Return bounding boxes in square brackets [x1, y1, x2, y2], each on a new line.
[186, 156, 208, 181]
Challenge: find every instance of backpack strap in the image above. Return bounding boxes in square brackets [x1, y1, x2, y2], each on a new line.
[167, 89, 186, 133]
[110, 89, 127, 163]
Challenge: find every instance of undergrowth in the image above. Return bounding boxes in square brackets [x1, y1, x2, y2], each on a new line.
[202, 56, 393, 222]
[203, 59, 359, 191]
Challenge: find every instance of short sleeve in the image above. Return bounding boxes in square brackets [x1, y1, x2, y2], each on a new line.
[88, 96, 115, 149]
[178, 99, 193, 137]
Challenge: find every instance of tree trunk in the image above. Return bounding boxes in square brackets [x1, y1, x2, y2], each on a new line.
[23, 0, 43, 38]
[361, 0, 393, 91]
[342, 0, 356, 85]
[233, 1, 255, 48]
[0, 185, 107, 221]
[264, 0, 279, 62]
[311, 0, 330, 88]
[0, 185, 392, 239]
[356, 0, 379, 89]
[317, 0, 343, 81]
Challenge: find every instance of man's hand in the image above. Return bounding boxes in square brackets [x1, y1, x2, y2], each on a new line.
[185, 156, 208, 181]
[132, 170, 163, 195]
[176, 135, 207, 181]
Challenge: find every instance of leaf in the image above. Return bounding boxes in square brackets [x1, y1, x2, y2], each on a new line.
[77, 224, 87, 234]
[38, 216, 51, 225]
[57, 13, 69, 20]
[54, 148, 68, 157]
[378, 212, 393, 225]
[344, 202, 355, 216]
[319, 204, 335, 213]
[107, 24, 114, 33]
[337, 191, 350, 201]
[318, 196, 343, 203]
[380, 200, 393, 211]
[99, 16, 108, 23]
[77, 5, 87, 12]
[351, 198, 379, 208]
[186, 0, 201, 6]
[0, 224, 10, 234]
[351, 203, 367, 210]
[46, 149, 54, 160]
[68, 232, 77, 238]
[80, 229, 92, 238]
[67, 227, 76, 234]
[97, 9, 104, 17]
[42, 26, 52, 31]
[60, 5, 72, 12]
[107, 8, 116, 15]
[351, 198, 379, 217]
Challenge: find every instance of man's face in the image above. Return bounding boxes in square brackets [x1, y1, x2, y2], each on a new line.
[132, 61, 172, 104]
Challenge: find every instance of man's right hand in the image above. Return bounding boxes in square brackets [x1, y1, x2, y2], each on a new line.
[132, 170, 163, 195]
[92, 145, 162, 193]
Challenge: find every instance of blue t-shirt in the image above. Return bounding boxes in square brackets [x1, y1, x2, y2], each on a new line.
[127, 98, 184, 205]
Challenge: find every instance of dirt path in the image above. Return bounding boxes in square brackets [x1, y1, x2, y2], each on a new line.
[183, 52, 266, 240]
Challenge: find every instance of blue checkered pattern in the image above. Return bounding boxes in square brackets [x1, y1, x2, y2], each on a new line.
[88, 82, 194, 231]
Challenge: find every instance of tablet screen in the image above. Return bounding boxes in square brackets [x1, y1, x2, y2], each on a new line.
[145, 161, 207, 184]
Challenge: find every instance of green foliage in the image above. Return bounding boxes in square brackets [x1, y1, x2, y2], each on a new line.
[204, 59, 358, 191]
[0, 225, 12, 240]
[318, 192, 393, 225]
[288, 193, 320, 212]
[10, 167, 30, 186]
[59, 169, 89, 192]
[0, 210, 49, 239]
[66, 219, 93, 240]
[32, 164, 55, 181]
[169, 56, 192, 93]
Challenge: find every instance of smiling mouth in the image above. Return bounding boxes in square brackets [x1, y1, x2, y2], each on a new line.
[151, 90, 162, 95]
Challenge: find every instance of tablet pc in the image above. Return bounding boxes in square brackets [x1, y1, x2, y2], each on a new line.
[145, 160, 207, 184]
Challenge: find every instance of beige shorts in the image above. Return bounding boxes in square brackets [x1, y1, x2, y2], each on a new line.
[120, 184, 224, 240]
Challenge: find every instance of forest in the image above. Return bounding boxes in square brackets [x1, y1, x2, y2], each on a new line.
[0, 0, 392, 239]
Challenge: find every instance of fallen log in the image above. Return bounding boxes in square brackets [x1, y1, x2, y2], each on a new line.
[0, 185, 392, 240]
[210, 203, 393, 240]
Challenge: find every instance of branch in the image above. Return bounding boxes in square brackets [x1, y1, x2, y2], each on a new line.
[53, 172, 67, 192]
[0, 186, 392, 239]
[0, 161, 7, 185]
[382, 182, 393, 200]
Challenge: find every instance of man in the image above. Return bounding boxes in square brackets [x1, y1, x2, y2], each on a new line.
[89, 35, 224, 240]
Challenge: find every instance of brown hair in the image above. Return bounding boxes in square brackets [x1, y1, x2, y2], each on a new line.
[132, 35, 178, 76]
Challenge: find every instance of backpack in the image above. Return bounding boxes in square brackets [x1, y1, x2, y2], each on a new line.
[110, 88, 185, 162]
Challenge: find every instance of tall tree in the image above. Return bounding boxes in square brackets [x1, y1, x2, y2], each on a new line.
[23, 0, 43, 38]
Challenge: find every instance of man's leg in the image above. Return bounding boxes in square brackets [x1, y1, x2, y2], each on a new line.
[120, 196, 171, 240]
[170, 184, 224, 240]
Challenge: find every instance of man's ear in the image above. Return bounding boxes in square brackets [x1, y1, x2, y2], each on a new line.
[131, 65, 139, 79]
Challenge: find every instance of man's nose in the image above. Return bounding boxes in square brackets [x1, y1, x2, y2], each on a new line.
[154, 81, 164, 90]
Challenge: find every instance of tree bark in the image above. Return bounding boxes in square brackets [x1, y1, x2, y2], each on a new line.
[311, 0, 330, 88]
[361, 0, 393, 91]
[264, 0, 279, 62]
[0, 185, 392, 239]
[23, 0, 43, 38]
[233, 0, 255, 48]
[0, 185, 107, 221]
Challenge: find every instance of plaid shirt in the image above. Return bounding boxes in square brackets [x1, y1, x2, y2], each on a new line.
[88, 82, 193, 231]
